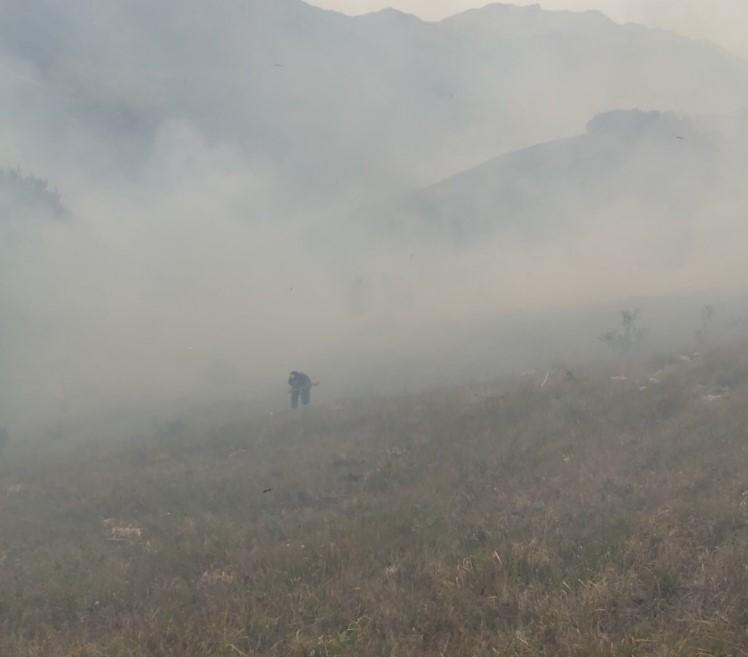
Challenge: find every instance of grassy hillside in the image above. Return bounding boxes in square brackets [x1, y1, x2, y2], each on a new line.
[3, 344, 748, 656]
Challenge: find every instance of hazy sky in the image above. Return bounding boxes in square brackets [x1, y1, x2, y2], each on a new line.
[306, 1, 748, 57]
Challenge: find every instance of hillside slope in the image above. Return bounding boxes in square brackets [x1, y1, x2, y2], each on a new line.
[374, 109, 748, 243]
[3, 343, 748, 655]
[332, 109, 748, 319]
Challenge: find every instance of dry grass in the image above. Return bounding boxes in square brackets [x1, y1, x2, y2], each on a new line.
[3, 343, 748, 656]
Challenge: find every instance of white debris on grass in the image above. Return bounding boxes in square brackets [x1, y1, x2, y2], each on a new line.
[102, 519, 144, 542]
[199, 569, 236, 586]
[111, 526, 144, 541]
[384, 564, 399, 577]
[386, 447, 406, 459]
[701, 385, 731, 403]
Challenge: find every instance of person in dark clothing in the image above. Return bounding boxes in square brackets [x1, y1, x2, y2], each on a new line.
[288, 371, 313, 409]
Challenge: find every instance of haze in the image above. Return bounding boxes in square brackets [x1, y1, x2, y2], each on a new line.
[2, 0, 748, 440]
[5, 4, 748, 654]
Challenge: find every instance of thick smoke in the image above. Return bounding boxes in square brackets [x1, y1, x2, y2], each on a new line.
[2, 0, 748, 439]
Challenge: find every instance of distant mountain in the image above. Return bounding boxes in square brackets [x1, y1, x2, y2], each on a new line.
[319, 108, 748, 327]
[371, 109, 748, 245]
[2, 1, 748, 208]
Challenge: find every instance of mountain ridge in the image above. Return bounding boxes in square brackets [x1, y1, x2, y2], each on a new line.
[3, 0, 748, 210]
[349, 108, 742, 250]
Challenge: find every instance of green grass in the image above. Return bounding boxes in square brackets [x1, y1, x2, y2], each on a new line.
[3, 343, 748, 656]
